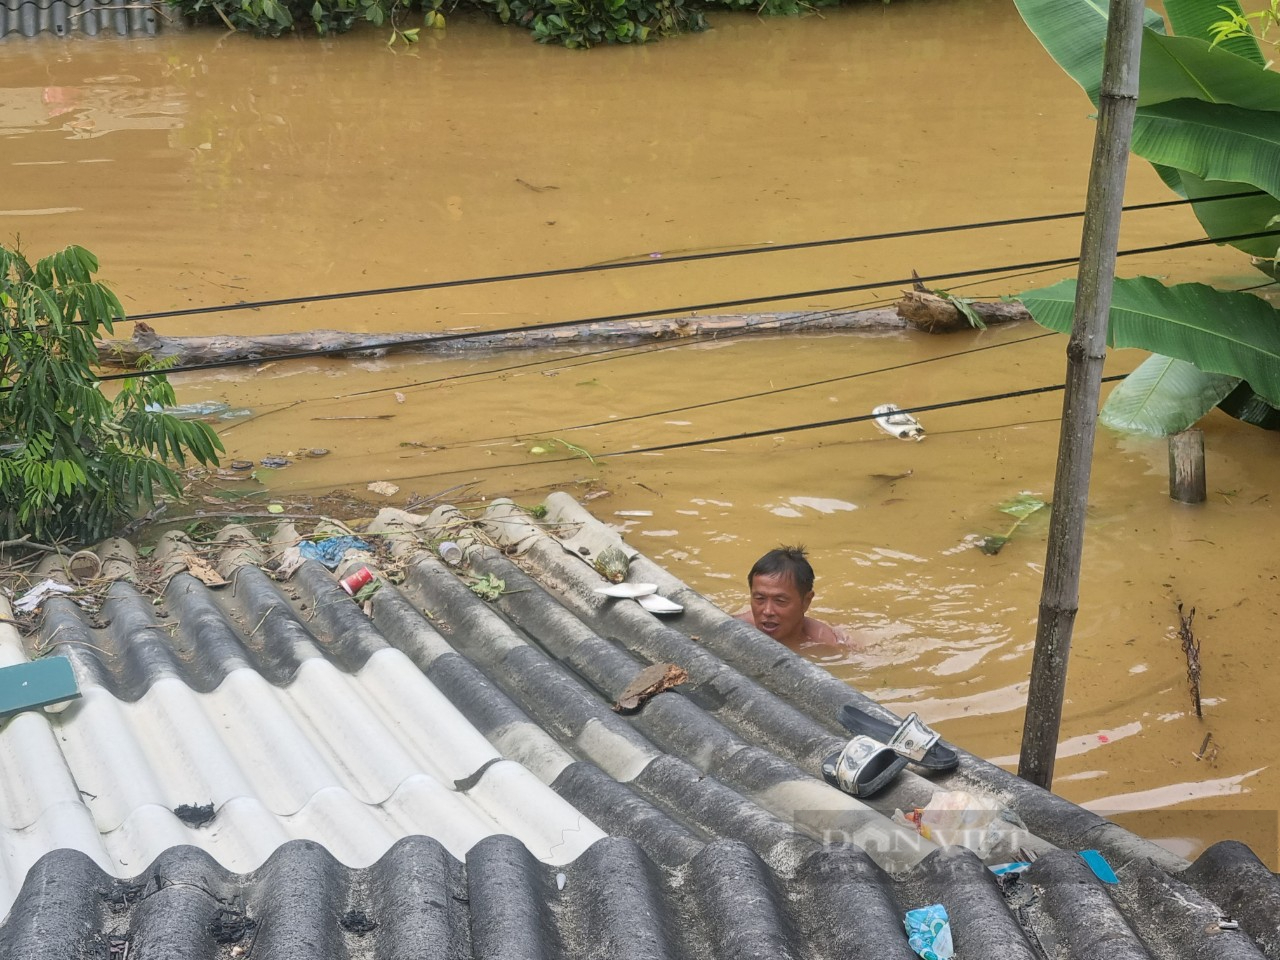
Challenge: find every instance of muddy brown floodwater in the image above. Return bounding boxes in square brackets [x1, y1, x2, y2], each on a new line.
[1, 0, 1276, 866]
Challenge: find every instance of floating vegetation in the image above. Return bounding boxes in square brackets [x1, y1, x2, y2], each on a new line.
[977, 493, 1049, 555]
[1177, 601, 1203, 719]
[528, 437, 598, 464]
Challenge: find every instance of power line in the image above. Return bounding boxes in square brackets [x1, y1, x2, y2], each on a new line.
[140, 253, 1082, 419]
[218, 294, 916, 428]
[331, 259, 1100, 404]
[91, 226, 1280, 386]
[123, 189, 1266, 323]
[429, 330, 1058, 449]
[595, 376, 1129, 457]
[326, 373, 1129, 487]
[218, 279, 1044, 431]
[208, 300, 875, 435]
[332, 301, 865, 402]
[417, 264, 1278, 441]
[337, 265, 1276, 453]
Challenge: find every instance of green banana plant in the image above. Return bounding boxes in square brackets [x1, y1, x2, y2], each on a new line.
[1014, 0, 1280, 434]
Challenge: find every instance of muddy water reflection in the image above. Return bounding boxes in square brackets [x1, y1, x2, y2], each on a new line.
[0, 1, 1275, 864]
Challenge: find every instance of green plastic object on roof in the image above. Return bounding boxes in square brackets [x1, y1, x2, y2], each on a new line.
[0, 657, 81, 718]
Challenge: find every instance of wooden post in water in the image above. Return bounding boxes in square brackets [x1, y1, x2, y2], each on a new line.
[1169, 429, 1207, 503]
[1017, 0, 1145, 790]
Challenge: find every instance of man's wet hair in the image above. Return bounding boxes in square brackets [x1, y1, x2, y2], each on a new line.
[748, 545, 815, 595]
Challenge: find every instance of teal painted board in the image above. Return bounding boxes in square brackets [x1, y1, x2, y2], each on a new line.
[0, 657, 80, 718]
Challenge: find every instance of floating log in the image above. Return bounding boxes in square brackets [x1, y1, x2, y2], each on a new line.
[96, 296, 1027, 368]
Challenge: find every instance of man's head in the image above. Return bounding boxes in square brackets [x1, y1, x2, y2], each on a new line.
[747, 545, 815, 645]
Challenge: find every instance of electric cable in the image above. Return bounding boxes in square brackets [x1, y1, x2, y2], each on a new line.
[378, 258, 1102, 398]
[215, 299, 872, 432]
[207, 253, 1081, 419]
[427, 330, 1058, 450]
[313, 373, 1130, 489]
[122, 188, 1266, 323]
[431, 265, 1277, 434]
[89, 225, 1280, 387]
[332, 300, 873, 402]
[599, 377, 1126, 457]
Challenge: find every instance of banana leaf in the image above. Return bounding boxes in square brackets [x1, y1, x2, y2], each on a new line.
[1217, 381, 1280, 429]
[1099, 353, 1239, 435]
[1162, 0, 1264, 65]
[1013, 0, 1167, 105]
[1017, 276, 1280, 405]
[1131, 99, 1280, 201]
[1163, 169, 1280, 261]
[1139, 32, 1280, 110]
[1151, 162, 1188, 196]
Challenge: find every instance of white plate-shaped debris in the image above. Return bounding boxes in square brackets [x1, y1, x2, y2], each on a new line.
[871, 403, 925, 441]
[637, 594, 683, 614]
[594, 582, 659, 598]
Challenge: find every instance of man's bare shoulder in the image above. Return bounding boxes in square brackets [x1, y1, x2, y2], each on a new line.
[803, 616, 857, 649]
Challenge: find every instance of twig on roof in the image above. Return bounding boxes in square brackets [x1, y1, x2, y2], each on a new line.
[404, 481, 482, 511]
[162, 512, 327, 524]
[34, 638, 112, 657]
[247, 609, 273, 639]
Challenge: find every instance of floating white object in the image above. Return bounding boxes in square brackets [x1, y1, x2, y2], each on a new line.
[872, 403, 926, 441]
[637, 594, 683, 614]
[594, 582, 658, 598]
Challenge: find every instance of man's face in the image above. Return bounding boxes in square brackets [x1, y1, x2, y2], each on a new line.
[749, 571, 813, 645]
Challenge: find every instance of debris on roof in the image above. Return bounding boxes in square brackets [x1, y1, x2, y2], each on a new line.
[0, 493, 1276, 959]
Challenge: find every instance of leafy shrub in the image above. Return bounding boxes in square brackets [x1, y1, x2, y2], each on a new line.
[165, 0, 865, 46]
[170, 0, 430, 40]
[0, 244, 223, 545]
[493, 0, 705, 47]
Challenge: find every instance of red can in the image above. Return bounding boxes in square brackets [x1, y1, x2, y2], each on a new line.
[339, 566, 374, 595]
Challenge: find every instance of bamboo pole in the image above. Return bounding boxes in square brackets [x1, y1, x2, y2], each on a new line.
[1017, 0, 1145, 789]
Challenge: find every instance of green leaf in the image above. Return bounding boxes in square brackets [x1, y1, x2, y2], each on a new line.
[977, 535, 1010, 556]
[1139, 32, 1280, 110]
[1018, 276, 1280, 406]
[1100, 353, 1240, 436]
[1164, 0, 1263, 64]
[469, 573, 506, 601]
[1013, 0, 1166, 105]
[1161, 168, 1280, 260]
[997, 493, 1048, 520]
[1216, 380, 1280, 429]
[1131, 99, 1280, 201]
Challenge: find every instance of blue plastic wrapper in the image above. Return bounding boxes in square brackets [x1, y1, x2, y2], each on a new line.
[299, 536, 373, 569]
[1080, 849, 1118, 884]
[904, 903, 955, 960]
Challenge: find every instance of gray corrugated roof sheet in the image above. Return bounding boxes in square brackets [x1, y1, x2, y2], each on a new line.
[0, 492, 1276, 959]
[0, 0, 158, 38]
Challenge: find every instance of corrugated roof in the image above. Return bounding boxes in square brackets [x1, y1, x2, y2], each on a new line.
[0, 492, 1276, 959]
[0, 0, 158, 39]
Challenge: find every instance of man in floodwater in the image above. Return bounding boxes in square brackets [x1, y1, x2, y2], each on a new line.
[735, 545, 849, 649]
